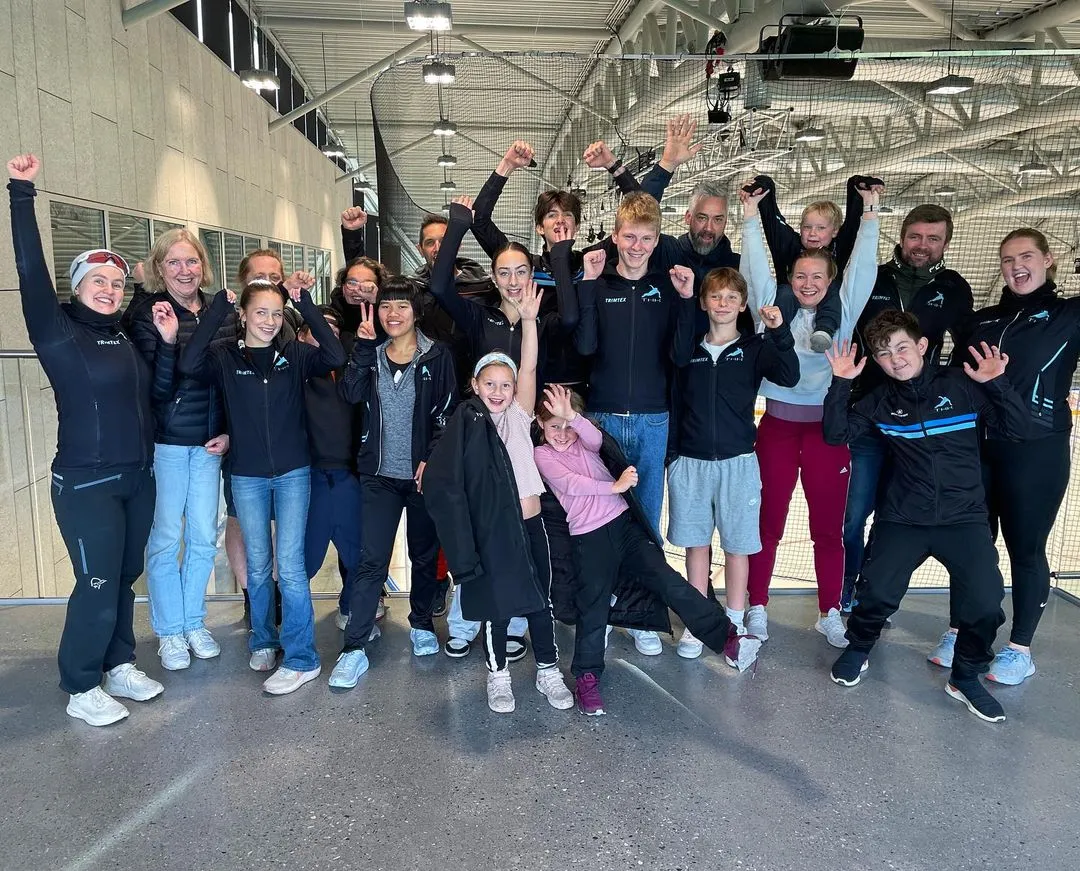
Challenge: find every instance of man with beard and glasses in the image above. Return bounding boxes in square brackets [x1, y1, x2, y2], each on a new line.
[842, 204, 973, 615]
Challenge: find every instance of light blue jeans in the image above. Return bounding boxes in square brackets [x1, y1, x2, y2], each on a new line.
[447, 583, 528, 641]
[146, 443, 223, 637]
[232, 467, 319, 672]
[592, 412, 669, 535]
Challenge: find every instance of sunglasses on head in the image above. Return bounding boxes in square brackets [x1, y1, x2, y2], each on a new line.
[79, 250, 130, 274]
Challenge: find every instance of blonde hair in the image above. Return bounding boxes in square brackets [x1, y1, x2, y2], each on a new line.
[615, 191, 661, 234]
[143, 228, 214, 292]
[1000, 228, 1057, 281]
[801, 201, 843, 230]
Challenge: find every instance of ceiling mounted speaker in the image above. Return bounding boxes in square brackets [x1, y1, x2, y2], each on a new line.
[759, 15, 865, 81]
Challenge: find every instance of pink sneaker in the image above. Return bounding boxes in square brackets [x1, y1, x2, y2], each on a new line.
[576, 672, 605, 716]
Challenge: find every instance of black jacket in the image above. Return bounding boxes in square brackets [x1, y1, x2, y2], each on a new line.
[953, 281, 1080, 440]
[853, 249, 973, 399]
[9, 179, 157, 470]
[178, 290, 345, 478]
[672, 323, 800, 460]
[305, 369, 360, 471]
[129, 289, 237, 446]
[423, 396, 549, 622]
[823, 364, 1027, 526]
[339, 330, 457, 475]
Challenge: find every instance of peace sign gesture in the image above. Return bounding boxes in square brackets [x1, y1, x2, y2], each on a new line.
[357, 302, 377, 340]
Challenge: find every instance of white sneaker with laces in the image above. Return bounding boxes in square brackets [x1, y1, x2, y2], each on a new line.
[158, 635, 190, 671]
[249, 648, 278, 671]
[535, 667, 574, 709]
[627, 628, 663, 655]
[677, 627, 704, 659]
[487, 667, 515, 713]
[815, 608, 850, 648]
[263, 665, 321, 695]
[745, 605, 769, 641]
[184, 628, 220, 659]
[103, 663, 164, 701]
[66, 686, 130, 726]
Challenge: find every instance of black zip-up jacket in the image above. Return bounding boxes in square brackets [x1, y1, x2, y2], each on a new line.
[823, 364, 1027, 525]
[672, 323, 800, 460]
[853, 249, 973, 399]
[129, 289, 237, 446]
[575, 260, 697, 414]
[339, 330, 457, 475]
[9, 178, 157, 470]
[305, 369, 359, 471]
[953, 281, 1080, 440]
[178, 290, 345, 478]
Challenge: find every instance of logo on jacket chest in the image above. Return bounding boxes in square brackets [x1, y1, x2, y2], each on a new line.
[890, 408, 908, 419]
[604, 296, 628, 304]
[96, 339, 121, 345]
[641, 286, 662, 302]
[235, 369, 255, 376]
[421, 364, 432, 381]
[933, 395, 953, 412]
[1029, 310, 1050, 323]
[925, 291, 945, 308]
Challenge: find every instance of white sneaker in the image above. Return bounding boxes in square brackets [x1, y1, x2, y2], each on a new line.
[535, 666, 574, 710]
[263, 665, 322, 695]
[627, 628, 663, 655]
[745, 605, 768, 641]
[487, 668, 515, 713]
[677, 627, 704, 659]
[335, 611, 350, 631]
[815, 608, 850, 649]
[157, 635, 190, 671]
[103, 663, 164, 701]
[66, 686, 129, 726]
[249, 648, 278, 671]
[184, 628, 220, 660]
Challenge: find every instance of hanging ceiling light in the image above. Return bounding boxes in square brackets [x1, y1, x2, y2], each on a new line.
[433, 118, 457, 137]
[877, 205, 895, 215]
[322, 145, 346, 159]
[926, 74, 974, 97]
[405, 1, 453, 32]
[1019, 160, 1051, 176]
[241, 68, 279, 91]
[423, 61, 456, 85]
[436, 153, 457, 167]
[794, 126, 826, 143]
[440, 180, 457, 191]
[933, 184, 957, 197]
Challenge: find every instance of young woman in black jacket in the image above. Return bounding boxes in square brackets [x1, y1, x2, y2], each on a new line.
[424, 282, 575, 714]
[179, 276, 344, 696]
[8, 154, 175, 727]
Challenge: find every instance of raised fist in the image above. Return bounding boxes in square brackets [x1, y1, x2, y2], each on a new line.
[341, 207, 368, 231]
[7, 154, 40, 182]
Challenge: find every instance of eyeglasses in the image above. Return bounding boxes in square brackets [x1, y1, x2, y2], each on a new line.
[164, 257, 202, 271]
[78, 250, 130, 274]
[344, 279, 378, 292]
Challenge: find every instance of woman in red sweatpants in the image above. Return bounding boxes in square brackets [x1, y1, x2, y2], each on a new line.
[738, 183, 881, 648]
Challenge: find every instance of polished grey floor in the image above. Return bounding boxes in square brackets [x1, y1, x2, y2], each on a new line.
[1, 592, 1078, 871]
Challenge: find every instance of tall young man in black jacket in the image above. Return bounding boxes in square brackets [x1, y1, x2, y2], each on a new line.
[823, 311, 1025, 723]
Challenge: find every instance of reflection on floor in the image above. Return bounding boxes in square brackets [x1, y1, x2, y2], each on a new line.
[1, 592, 1077, 871]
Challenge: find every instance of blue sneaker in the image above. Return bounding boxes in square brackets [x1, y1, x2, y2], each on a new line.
[411, 628, 439, 656]
[328, 650, 369, 689]
[927, 631, 957, 668]
[986, 646, 1036, 686]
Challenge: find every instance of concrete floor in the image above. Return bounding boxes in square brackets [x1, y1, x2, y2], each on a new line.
[1, 593, 1078, 871]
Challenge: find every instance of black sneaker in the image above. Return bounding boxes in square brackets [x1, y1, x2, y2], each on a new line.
[830, 649, 870, 686]
[946, 676, 1006, 723]
[507, 635, 529, 663]
[432, 582, 449, 619]
[444, 636, 471, 658]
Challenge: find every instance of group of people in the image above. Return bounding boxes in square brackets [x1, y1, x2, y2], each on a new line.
[9, 112, 1075, 728]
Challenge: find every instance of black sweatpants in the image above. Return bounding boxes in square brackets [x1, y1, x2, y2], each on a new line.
[570, 510, 732, 678]
[343, 474, 439, 652]
[481, 514, 558, 672]
[51, 466, 156, 694]
[983, 434, 1070, 647]
[848, 521, 1004, 679]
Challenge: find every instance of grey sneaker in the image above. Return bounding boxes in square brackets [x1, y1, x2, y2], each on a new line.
[248, 648, 278, 672]
[745, 605, 769, 641]
[927, 631, 957, 668]
[328, 650, 369, 689]
[158, 635, 190, 671]
[184, 628, 220, 660]
[986, 647, 1036, 686]
[535, 666, 574, 709]
[815, 608, 849, 648]
[810, 329, 834, 353]
[263, 665, 321, 695]
[487, 668, 515, 713]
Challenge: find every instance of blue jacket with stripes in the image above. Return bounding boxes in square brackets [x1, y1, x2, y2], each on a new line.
[823, 364, 1027, 526]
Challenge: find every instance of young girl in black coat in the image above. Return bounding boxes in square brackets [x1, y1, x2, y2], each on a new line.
[424, 281, 574, 714]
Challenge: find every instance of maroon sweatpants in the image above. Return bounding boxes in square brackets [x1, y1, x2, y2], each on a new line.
[747, 412, 850, 613]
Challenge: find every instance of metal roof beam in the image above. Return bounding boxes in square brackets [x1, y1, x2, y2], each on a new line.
[657, 0, 728, 32]
[903, 0, 981, 42]
[984, 0, 1080, 41]
[122, 0, 189, 29]
[260, 16, 611, 41]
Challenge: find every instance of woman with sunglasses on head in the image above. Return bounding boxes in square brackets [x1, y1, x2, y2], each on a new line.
[7, 154, 177, 726]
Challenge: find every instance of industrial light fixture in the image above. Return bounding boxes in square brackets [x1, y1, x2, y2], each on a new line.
[1019, 160, 1051, 176]
[354, 177, 372, 191]
[440, 180, 457, 191]
[405, 1, 452, 32]
[441, 202, 452, 212]
[436, 153, 457, 167]
[926, 74, 974, 96]
[933, 184, 957, 197]
[423, 61, 456, 85]
[661, 204, 677, 214]
[241, 68, 279, 91]
[794, 126, 826, 143]
[433, 118, 457, 137]
[877, 205, 895, 215]
[322, 145, 346, 159]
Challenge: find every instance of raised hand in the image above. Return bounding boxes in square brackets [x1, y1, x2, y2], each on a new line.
[759, 305, 784, 329]
[223, 288, 237, 306]
[858, 185, 881, 211]
[341, 207, 368, 231]
[512, 280, 543, 321]
[151, 301, 179, 344]
[551, 221, 572, 244]
[582, 140, 617, 170]
[739, 183, 769, 216]
[356, 302, 377, 340]
[964, 341, 1009, 383]
[7, 154, 41, 182]
[204, 434, 230, 456]
[132, 261, 146, 285]
[542, 384, 577, 421]
[582, 249, 606, 281]
[283, 270, 315, 301]
[612, 465, 639, 494]
[669, 264, 695, 299]
[499, 140, 534, 174]
[660, 114, 703, 169]
[451, 194, 474, 216]
[825, 339, 866, 380]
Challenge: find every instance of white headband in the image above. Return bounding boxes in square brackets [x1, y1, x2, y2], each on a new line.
[473, 352, 518, 379]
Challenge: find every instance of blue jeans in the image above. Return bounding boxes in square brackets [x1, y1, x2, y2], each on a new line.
[232, 467, 318, 672]
[842, 433, 887, 585]
[447, 583, 528, 641]
[592, 412, 669, 534]
[146, 443, 222, 637]
[304, 468, 363, 616]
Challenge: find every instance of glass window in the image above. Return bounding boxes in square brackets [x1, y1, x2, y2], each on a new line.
[49, 201, 106, 296]
[224, 233, 245, 288]
[199, 229, 224, 288]
[306, 247, 317, 274]
[244, 235, 262, 253]
[267, 240, 282, 259]
[152, 219, 184, 241]
[107, 212, 150, 277]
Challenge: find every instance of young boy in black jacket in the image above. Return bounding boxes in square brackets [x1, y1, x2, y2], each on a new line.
[667, 268, 799, 657]
[822, 310, 1027, 723]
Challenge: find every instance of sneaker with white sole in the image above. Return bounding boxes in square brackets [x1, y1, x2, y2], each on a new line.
[263, 665, 321, 695]
[184, 628, 220, 660]
[506, 635, 529, 663]
[487, 667, 515, 713]
[411, 628, 439, 656]
[745, 605, 769, 641]
[830, 649, 869, 686]
[328, 650, 369, 688]
[103, 663, 164, 701]
[946, 676, 1006, 723]
[157, 635, 190, 671]
[677, 627, 704, 659]
[986, 646, 1036, 686]
[66, 686, 130, 726]
[809, 329, 834, 353]
[444, 636, 471, 658]
[627, 628, 663, 655]
[535, 666, 574, 709]
[815, 608, 850, 648]
[335, 611, 350, 631]
[927, 631, 957, 668]
[723, 628, 762, 672]
[249, 648, 278, 672]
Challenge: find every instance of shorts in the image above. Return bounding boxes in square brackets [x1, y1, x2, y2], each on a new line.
[666, 453, 762, 554]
